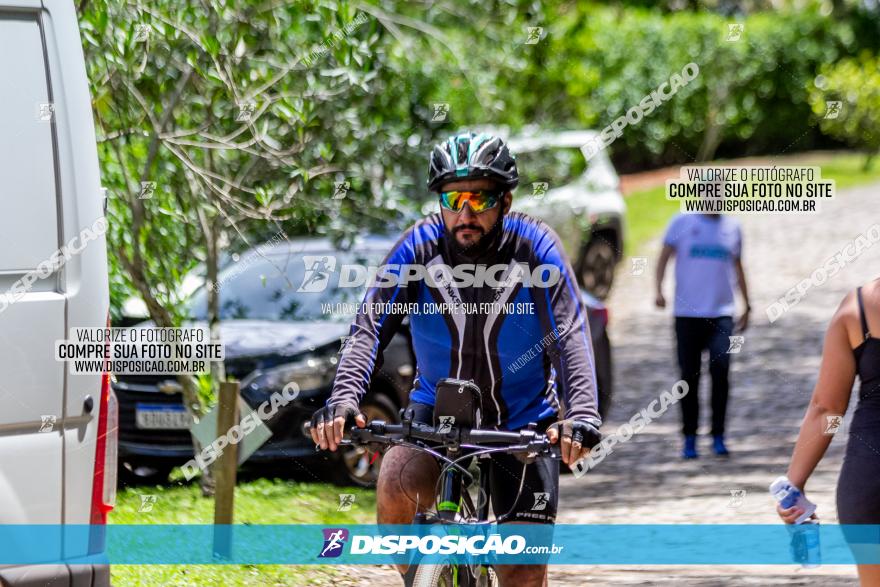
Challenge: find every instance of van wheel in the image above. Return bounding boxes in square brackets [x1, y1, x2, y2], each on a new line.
[579, 237, 617, 300]
[328, 393, 398, 487]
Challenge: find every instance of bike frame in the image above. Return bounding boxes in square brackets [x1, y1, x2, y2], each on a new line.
[434, 447, 492, 523]
[331, 418, 559, 587]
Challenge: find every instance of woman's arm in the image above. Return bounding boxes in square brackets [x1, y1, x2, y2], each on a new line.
[778, 294, 858, 522]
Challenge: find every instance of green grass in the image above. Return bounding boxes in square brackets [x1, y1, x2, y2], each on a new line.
[623, 151, 880, 256]
[109, 477, 377, 586]
[795, 151, 880, 190]
[623, 185, 675, 257]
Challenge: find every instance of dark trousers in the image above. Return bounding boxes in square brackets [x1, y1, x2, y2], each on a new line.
[675, 316, 733, 437]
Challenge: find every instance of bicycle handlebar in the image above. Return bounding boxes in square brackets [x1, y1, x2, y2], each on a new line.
[346, 419, 561, 458]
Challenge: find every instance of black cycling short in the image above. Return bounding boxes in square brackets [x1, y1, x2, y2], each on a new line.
[406, 402, 559, 524]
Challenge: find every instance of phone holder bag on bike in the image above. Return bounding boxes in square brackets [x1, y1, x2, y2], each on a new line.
[433, 378, 482, 429]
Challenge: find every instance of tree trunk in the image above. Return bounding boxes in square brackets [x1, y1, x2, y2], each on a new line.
[697, 121, 724, 163]
[204, 213, 226, 385]
[119, 251, 213, 493]
[196, 182, 226, 497]
[697, 82, 727, 163]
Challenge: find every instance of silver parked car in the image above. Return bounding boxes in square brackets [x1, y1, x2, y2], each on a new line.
[508, 130, 626, 299]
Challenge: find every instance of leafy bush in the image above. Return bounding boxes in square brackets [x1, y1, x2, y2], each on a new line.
[531, 5, 863, 169]
[809, 52, 880, 169]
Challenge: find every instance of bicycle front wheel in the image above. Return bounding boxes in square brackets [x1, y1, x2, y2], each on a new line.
[411, 563, 497, 587]
[412, 563, 455, 587]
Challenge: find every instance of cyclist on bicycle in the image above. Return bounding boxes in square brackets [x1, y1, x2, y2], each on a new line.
[311, 131, 602, 586]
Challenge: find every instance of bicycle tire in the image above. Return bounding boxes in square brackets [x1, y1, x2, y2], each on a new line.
[411, 563, 455, 587]
[411, 563, 497, 587]
[476, 565, 498, 587]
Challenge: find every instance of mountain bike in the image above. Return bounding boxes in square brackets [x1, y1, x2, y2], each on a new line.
[341, 378, 561, 587]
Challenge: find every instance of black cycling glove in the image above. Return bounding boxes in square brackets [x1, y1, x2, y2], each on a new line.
[311, 402, 363, 429]
[549, 418, 602, 449]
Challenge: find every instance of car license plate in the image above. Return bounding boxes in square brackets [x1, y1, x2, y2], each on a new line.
[135, 403, 190, 430]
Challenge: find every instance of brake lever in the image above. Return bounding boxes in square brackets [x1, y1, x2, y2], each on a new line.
[521, 437, 562, 459]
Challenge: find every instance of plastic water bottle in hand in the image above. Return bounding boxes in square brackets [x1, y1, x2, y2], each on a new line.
[770, 476, 820, 568]
[769, 476, 816, 523]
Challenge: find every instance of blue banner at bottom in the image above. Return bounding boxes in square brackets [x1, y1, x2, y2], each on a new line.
[1, 524, 879, 565]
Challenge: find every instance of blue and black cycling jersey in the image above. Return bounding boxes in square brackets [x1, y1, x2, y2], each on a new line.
[329, 211, 601, 431]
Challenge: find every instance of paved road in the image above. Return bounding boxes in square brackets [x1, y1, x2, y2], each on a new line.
[339, 182, 880, 586]
[555, 181, 880, 585]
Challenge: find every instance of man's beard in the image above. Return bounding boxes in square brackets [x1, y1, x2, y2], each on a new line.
[448, 215, 504, 261]
[453, 223, 485, 246]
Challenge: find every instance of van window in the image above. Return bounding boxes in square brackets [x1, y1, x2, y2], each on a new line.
[0, 13, 59, 272]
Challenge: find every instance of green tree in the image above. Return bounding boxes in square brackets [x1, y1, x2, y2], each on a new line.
[78, 0, 535, 489]
[809, 52, 880, 170]
[80, 0, 411, 491]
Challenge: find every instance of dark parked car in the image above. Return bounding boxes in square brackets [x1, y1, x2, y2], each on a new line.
[115, 236, 612, 487]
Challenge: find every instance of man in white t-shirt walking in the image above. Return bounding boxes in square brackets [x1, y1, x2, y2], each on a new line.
[655, 212, 751, 459]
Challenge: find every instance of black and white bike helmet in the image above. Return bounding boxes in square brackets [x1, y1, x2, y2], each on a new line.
[427, 131, 518, 192]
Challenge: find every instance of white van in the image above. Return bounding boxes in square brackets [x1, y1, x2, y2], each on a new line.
[0, 1, 115, 585]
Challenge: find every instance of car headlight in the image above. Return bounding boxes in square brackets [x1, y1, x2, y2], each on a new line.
[241, 354, 338, 397]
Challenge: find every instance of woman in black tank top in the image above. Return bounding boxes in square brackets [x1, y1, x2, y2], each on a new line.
[778, 282, 880, 586]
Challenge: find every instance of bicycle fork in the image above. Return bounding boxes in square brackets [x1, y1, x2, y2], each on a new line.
[437, 448, 463, 522]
